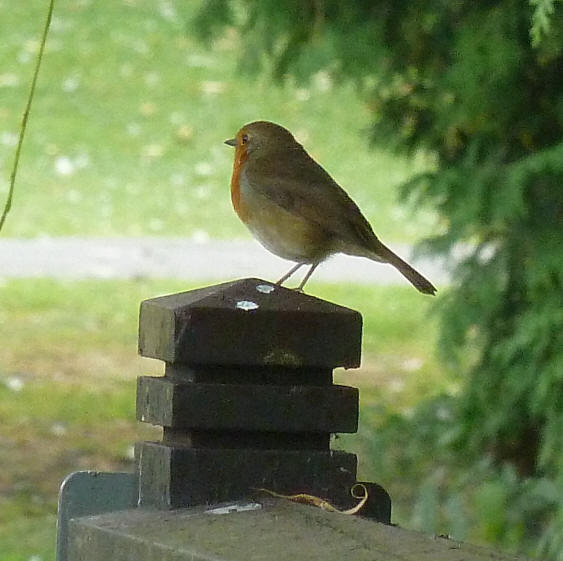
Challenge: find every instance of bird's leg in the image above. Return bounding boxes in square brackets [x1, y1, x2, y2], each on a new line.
[296, 263, 319, 292]
[276, 263, 304, 286]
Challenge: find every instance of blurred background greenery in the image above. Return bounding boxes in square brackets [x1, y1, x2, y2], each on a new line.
[1, 1, 562, 560]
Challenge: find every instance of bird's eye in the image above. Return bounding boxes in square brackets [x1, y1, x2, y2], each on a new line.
[241, 134, 248, 144]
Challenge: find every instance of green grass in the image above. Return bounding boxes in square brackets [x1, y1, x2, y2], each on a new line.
[0, 278, 445, 560]
[0, 515, 57, 561]
[0, 0, 436, 242]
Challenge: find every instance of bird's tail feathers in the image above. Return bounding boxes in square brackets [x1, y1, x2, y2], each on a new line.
[371, 241, 437, 295]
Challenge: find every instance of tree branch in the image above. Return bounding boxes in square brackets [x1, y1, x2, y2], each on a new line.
[0, 0, 55, 233]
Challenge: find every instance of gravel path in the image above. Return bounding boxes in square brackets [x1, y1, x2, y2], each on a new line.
[0, 237, 452, 285]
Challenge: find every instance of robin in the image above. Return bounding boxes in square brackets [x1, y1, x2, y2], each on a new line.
[225, 120, 436, 295]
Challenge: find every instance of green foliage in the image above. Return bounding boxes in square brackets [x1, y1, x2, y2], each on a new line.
[192, 1, 563, 557]
[530, 0, 561, 46]
[355, 395, 563, 557]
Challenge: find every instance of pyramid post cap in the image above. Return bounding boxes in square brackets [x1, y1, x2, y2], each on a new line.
[138, 278, 362, 368]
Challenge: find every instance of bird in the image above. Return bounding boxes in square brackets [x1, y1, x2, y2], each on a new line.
[224, 120, 436, 295]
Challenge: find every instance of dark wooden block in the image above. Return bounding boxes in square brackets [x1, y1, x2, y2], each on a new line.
[138, 278, 362, 369]
[161, 428, 331, 450]
[137, 377, 359, 433]
[136, 441, 358, 509]
[164, 364, 334, 386]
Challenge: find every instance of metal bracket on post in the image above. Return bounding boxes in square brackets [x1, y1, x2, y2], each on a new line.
[56, 471, 137, 561]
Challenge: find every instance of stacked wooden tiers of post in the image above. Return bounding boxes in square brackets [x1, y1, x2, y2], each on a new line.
[136, 278, 363, 510]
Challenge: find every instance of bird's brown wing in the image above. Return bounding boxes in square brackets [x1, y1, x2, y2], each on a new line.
[244, 147, 379, 250]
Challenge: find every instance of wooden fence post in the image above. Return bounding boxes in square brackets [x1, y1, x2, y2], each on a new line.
[135, 277, 389, 517]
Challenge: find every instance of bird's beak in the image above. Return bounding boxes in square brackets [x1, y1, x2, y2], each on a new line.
[224, 138, 237, 147]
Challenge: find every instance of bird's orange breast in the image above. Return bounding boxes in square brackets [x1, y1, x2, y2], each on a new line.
[230, 145, 250, 222]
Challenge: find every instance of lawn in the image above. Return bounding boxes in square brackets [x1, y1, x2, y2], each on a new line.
[0, 0, 436, 242]
[0, 278, 445, 561]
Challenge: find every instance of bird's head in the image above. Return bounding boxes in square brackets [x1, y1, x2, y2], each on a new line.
[224, 121, 297, 156]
